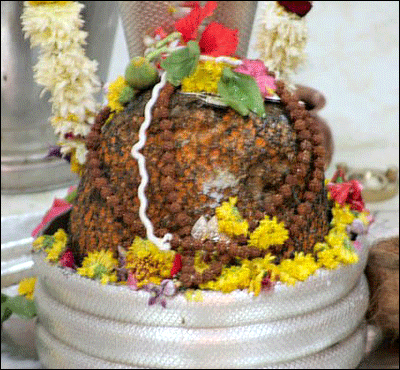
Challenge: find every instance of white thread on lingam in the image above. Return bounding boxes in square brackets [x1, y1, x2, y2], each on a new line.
[131, 72, 172, 251]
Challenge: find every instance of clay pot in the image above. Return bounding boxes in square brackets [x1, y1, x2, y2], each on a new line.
[294, 85, 334, 169]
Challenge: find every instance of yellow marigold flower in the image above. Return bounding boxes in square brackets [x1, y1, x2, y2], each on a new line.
[275, 270, 297, 286]
[54, 228, 68, 244]
[107, 76, 128, 113]
[32, 235, 54, 251]
[43, 228, 68, 262]
[194, 251, 210, 274]
[125, 237, 175, 287]
[317, 248, 341, 270]
[325, 225, 348, 248]
[215, 197, 249, 237]
[277, 252, 319, 283]
[70, 150, 84, 176]
[249, 216, 289, 250]
[248, 271, 264, 297]
[313, 242, 329, 253]
[331, 204, 355, 227]
[181, 60, 232, 94]
[334, 246, 359, 265]
[77, 250, 118, 285]
[200, 253, 276, 296]
[45, 240, 66, 262]
[18, 277, 37, 300]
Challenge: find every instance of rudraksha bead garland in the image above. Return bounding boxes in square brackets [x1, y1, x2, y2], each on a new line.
[85, 106, 133, 222]
[275, 80, 327, 256]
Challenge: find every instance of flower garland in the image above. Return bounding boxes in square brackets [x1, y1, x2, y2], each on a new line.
[21, 1, 101, 172]
[255, 1, 310, 83]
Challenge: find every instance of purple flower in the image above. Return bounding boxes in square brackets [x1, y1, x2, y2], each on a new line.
[235, 59, 277, 98]
[46, 145, 71, 163]
[347, 219, 368, 236]
[145, 280, 177, 308]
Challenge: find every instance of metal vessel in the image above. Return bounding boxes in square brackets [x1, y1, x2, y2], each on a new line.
[1, 1, 118, 194]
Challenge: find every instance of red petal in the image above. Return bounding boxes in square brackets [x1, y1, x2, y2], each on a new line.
[278, 1, 312, 17]
[199, 22, 239, 57]
[174, 3, 202, 42]
[182, 1, 200, 8]
[201, 1, 218, 18]
[175, 1, 218, 42]
[170, 254, 182, 277]
[327, 183, 352, 205]
[154, 26, 168, 39]
[59, 249, 75, 268]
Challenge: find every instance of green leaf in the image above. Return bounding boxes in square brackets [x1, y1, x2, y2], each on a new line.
[4, 296, 37, 320]
[1, 294, 12, 324]
[64, 188, 78, 203]
[160, 41, 200, 86]
[217, 68, 266, 118]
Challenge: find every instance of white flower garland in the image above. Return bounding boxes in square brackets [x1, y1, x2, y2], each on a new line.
[255, 1, 308, 83]
[21, 1, 101, 164]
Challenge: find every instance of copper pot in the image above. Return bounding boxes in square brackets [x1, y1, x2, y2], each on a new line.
[294, 85, 334, 169]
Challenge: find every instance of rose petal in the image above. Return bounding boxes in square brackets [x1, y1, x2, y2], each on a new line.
[170, 253, 182, 277]
[255, 75, 277, 97]
[174, 1, 217, 42]
[31, 198, 73, 238]
[278, 1, 312, 17]
[235, 59, 266, 78]
[59, 249, 75, 268]
[199, 22, 238, 57]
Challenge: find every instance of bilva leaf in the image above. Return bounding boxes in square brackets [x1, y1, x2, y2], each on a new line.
[160, 41, 200, 86]
[218, 68, 266, 118]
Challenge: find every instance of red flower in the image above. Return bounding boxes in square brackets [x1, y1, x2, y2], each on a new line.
[154, 26, 168, 40]
[170, 253, 182, 277]
[174, 1, 217, 42]
[31, 198, 73, 238]
[278, 1, 312, 17]
[328, 180, 365, 212]
[174, 1, 238, 57]
[59, 249, 75, 269]
[199, 22, 239, 57]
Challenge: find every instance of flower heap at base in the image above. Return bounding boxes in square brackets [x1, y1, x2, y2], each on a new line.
[32, 169, 371, 303]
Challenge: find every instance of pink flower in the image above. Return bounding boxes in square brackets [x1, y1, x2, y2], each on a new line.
[127, 272, 139, 291]
[328, 180, 365, 212]
[353, 240, 363, 252]
[31, 198, 73, 238]
[261, 273, 275, 292]
[235, 59, 276, 97]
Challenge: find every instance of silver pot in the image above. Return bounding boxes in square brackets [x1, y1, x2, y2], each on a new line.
[1, 1, 118, 194]
[118, 1, 258, 59]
